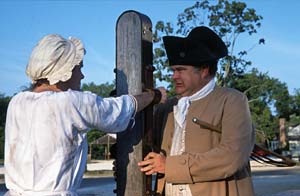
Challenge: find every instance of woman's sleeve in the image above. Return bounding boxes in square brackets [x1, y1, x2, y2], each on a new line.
[70, 91, 136, 133]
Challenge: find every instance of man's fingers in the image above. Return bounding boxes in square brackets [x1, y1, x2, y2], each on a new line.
[138, 159, 152, 167]
[143, 152, 157, 161]
[140, 164, 155, 175]
[138, 152, 164, 175]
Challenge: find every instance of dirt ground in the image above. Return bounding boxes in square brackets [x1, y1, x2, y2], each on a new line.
[251, 161, 300, 196]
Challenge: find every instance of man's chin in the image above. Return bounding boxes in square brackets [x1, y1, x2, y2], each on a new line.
[175, 89, 184, 96]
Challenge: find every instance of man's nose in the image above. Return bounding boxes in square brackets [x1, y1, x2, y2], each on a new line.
[172, 72, 178, 79]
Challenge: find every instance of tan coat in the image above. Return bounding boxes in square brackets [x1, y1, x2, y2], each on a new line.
[155, 86, 255, 196]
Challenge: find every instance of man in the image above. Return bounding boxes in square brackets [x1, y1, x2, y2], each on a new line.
[4, 34, 166, 196]
[138, 26, 255, 196]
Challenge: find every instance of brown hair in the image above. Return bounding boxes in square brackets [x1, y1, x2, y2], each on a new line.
[194, 60, 218, 76]
[30, 79, 50, 90]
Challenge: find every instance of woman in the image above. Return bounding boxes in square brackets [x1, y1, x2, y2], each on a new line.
[4, 34, 165, 196]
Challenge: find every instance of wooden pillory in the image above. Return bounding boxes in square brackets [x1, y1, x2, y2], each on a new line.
[115, 10, 155, 196]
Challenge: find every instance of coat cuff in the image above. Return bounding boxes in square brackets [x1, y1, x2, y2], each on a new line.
[165, 154, 193, 184]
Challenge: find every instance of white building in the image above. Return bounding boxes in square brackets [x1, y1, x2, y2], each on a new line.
[288, 124, 300, 161]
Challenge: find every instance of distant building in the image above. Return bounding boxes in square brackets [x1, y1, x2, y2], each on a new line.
[287, 124, 300, 161]
[269, 140, 279, 152]
[89, 134, 116, 160]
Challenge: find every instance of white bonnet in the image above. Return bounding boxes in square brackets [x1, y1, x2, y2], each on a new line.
[26, 34, 85, 85]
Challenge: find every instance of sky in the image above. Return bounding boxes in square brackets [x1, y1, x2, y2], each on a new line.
[0, 0, 299, 96]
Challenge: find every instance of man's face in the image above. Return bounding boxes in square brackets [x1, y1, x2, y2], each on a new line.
[171, 65, 210, 97]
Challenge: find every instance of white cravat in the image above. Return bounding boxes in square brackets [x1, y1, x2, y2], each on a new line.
[166, 79, 215, 196]
[174, 79, 216, 127]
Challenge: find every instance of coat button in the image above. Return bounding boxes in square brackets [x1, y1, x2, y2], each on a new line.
[180, 159, 186, 165]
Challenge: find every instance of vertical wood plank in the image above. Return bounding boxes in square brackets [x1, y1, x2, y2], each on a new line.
[116, 10, 153, 196]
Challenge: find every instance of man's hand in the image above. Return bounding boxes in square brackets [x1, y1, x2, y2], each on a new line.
[157, 87, 167, 104]
[138, 152, 166, 175]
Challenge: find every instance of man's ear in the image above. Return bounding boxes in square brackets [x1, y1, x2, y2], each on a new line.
[200, 67, 210, 80]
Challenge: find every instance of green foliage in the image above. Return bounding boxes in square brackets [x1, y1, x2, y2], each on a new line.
[87, 129, 106, 159]
[231, 68, 296, 139]
[81, 81, 115, 97]
[152, 1, 300, 142]
[288, 90, 300, 128]
[288, 114, 300, 127]
[87, 129, 106, 143]
[290, 89, 300, 117]
[0, 94, 10, 159]
[0, 127, 4, 159]
[0, 94, 11, 127]
[90, 144, 105, 160]
[231, 68, 291, 117]
[153, 0, 263, 89]
[233, 69, 274, 137]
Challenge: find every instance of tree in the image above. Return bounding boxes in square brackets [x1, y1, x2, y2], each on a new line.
[0, 93, 11, 159]
[153, 0, 263, 88]
[288, 89, 300, 127]
[290, 89, 300, 117]
[231, 68, 290, 139]
[87, 130, 106, 160]
[81, 81, 115, 97]
[151, 0, 300, 143]
[0, 94, 11, 127]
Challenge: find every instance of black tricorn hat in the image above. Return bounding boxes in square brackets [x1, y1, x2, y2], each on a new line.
[163, 26, 228, 66]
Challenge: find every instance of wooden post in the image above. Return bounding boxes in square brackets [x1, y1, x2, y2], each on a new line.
[279, 118, 287, 149]
[116, 10, 153, 196]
